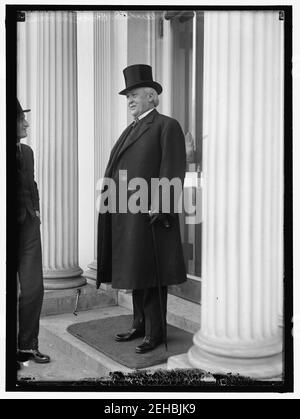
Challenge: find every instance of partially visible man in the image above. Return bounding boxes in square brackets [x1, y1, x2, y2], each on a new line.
[97, 64, 187, 354]
[16, 99, 50, 365]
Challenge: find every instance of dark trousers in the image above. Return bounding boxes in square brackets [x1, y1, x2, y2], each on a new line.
[132, 286, 168, 340]
[17, 214, 44, 350]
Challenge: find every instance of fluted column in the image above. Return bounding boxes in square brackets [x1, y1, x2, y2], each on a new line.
[278, 21, 284, 328]
[83, 11, 128, 283]
[18, 11, 85, 289]
[39, 11, 85, 289]
[168, 11, 284, 379]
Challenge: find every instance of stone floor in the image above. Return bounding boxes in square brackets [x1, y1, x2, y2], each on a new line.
[17, 331, 101, 383]
[16, 305, 167, 384]
[15, 285, 201, 385]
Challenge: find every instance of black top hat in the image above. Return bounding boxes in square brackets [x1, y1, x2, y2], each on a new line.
[119, 64, 163, 95]
[17, 99, 31, 114]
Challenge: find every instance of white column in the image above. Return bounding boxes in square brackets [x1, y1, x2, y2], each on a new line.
[168, 11, 284, 379]
[17, 11, 85, 289]
[278, 18, 284, 328]
[84, 11, 128, 283]
[77, 12, 95, 272]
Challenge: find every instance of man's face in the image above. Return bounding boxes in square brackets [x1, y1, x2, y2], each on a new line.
[126, 88, 153, 118]
[17, 112, 29, 140]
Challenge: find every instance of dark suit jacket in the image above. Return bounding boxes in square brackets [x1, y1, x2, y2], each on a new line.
[97, 109, 187, 290]
[16, 143, 40, 224]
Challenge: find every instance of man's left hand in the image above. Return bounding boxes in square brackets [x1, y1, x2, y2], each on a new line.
[148, 212, 173, 228]
[35, 210, 41, 223]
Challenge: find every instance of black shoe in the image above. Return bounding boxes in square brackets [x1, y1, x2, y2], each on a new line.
[16, 351, 31, 362]
[18, 349, 51, 364]
[135, 336, 163, 354]
[115, 328, 145, 342]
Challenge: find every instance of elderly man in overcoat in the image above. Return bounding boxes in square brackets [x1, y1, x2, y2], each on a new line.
[97, 64, 187, 353]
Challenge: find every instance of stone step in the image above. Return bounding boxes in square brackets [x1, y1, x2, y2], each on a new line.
[41, 283, 117, 317]
[27, 283, 199, 382]
[17, 327, 102, 382]
[39, 306, 167, 380]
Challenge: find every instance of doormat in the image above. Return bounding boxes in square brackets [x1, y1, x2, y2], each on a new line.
[67, 315, 193, 369]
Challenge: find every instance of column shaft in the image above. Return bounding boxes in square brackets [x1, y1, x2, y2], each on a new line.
[17, 11, 85, 289]
[84, 11, 128, 282]
[169, 11, 284, 379]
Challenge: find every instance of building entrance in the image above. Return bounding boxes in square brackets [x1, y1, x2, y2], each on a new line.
[163, 11, 204, 303]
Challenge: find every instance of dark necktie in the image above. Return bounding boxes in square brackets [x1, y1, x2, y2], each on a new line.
[132, 118, 139, 129]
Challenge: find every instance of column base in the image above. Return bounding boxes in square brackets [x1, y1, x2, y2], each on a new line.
[44, 276, 86, 290]
[83, 260, 97, 283]
[186, 343, 283, 380]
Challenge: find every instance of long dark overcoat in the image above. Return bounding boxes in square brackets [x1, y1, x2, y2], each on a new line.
[96, 109, 187, 290]
[17, 144, 40, 223]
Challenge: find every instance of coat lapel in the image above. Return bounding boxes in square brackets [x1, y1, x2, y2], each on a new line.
[104, 124, 133, 177]
[116, 109, 158, 160]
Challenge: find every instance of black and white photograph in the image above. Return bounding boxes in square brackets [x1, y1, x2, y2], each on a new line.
[1, 0, 298, 401]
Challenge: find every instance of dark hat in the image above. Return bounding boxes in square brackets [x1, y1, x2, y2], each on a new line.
[17, 99, 31, 114]
[119, 64, 163, 95]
